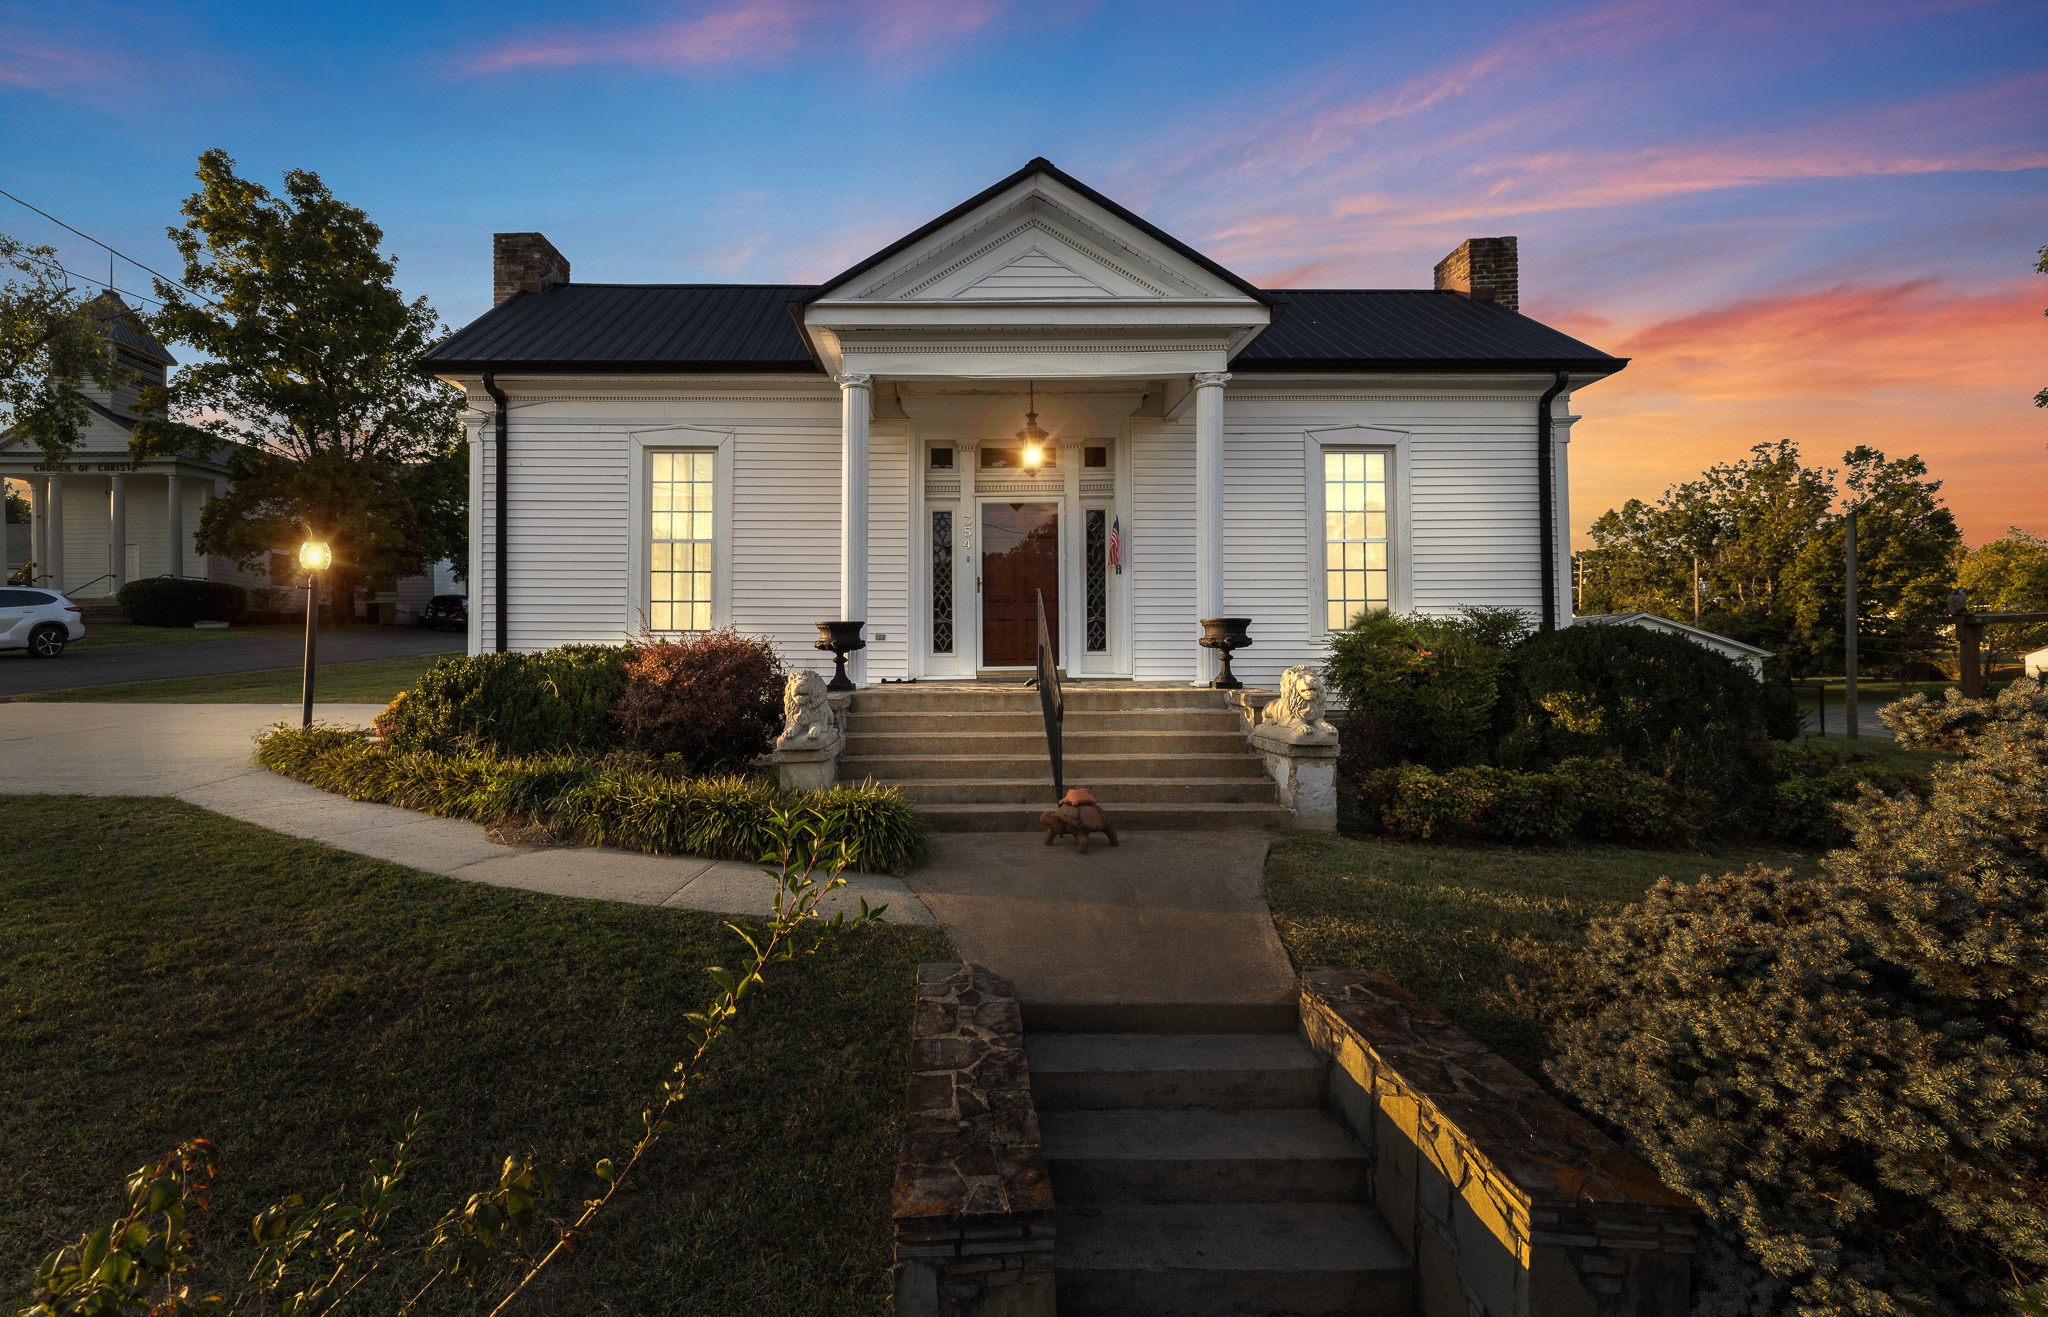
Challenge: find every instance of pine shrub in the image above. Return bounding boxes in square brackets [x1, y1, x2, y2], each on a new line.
[377, 646, 633, 756]
[611, 629, 784, 771]
[1547, 677, 2048, 1315]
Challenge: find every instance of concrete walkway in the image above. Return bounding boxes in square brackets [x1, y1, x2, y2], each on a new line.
[0, 702, 930, 925]
[905, 831, 1298, 1032]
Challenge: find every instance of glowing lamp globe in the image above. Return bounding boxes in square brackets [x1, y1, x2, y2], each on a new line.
[298, 540, 333, 573]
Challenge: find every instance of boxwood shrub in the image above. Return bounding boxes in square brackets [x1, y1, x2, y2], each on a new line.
[1324, 608, 1527, 771]
[258, 726, 930, 874]
[1493, 622, 1777, 818]
[1353, 756, 1690, 845]
[377, 646, 634, 756]
[116, 577, 248, 627]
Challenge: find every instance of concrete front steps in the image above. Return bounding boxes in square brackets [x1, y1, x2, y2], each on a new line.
[1028, 1031, 1415, 1317]
[843, 684, 1290, 831]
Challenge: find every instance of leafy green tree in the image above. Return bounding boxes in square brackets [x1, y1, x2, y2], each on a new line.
[5, 479, 28, 524]
[1959, 525, 2048, 653]
[1786, 446, 1963, 681]
[0, 234, 124, 463]
[133, 150, 464, 614]
[1578, 440, 1836, 670]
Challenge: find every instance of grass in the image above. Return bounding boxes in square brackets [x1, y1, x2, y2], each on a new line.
[0, 795, 952, 1315]
[1264, 830, 1823, 1077]
[1794, 730, 1953, 775]
[12, 653, 443, 704]
[70, 621, 305, 650]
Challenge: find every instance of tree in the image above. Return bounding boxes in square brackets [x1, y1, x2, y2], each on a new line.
[0, 234, 123, 463]
[1959, 526, 2048, 654]
[1578, 440, 1836, 671]
[5, 480, 28, 524]
[133, 150, 464, 614]
[1786, 446, 1964, 682]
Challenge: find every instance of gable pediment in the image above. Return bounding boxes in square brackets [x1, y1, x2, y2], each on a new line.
[814, 171, 1262, 307]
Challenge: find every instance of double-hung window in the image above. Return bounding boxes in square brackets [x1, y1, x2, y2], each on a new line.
[1323, 450, 1389, 629]
[649, 451, 714, 632]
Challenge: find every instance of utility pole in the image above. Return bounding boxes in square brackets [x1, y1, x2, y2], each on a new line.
[1692, 553, 1702, 627]
[1574, 553, 1584, 613]
[1844, 506, 1859, 741]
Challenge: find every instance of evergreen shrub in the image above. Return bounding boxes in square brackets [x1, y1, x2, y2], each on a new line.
[1353, 756, 1688, 845]
[376, 646, 633, 756]
[1493, 622, 1776, 816]
[1548, 677, 2048, 1315]
[258, 726, 930, 873]
[1765, 741, 1922, 847]
[115, 577, 247, 627]
[611, 629, 784, 772]
[1325, 609, 1526, 771]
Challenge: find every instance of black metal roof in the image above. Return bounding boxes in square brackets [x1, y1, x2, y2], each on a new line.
[421, 284, 1624, 377]
[1240, 290, 1619, 373]
[421, 283, 819, 374]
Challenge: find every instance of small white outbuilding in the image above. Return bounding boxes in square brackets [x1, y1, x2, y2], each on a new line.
[1572, 612, 1775, 678]
[2025, 647, 2048, 678]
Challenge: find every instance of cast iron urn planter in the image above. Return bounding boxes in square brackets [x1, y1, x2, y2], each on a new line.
[815, 620, 866, 692]
[1199, 617, 1253, 690]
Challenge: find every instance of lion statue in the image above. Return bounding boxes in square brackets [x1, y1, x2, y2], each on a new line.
[1258, 666, 1337, 744]
[775, 670, 838, 751]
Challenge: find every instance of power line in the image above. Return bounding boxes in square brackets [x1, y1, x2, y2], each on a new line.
[0, 184, 217, 309]
[56, 264, 169, 310]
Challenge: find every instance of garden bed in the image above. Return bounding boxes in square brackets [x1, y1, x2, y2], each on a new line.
[259, 725, 931, 873]
[0, 795, 953, 1314]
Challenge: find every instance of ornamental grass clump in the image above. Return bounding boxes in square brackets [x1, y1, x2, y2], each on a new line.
[1547, 677, 2048, 1316]
[257, 727, 930, 873]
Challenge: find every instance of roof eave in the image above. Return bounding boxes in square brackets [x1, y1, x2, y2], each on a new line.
[417, 359, 828, 377]
[1228, 356, 1629, 376]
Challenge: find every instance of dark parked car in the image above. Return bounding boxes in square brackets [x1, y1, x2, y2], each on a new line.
[418, 595, 467, 631]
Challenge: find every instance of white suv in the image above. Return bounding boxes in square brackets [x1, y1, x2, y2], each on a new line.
[0, 588, 85, 658]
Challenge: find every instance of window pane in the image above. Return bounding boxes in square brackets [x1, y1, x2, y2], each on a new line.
[651, 451, 715, 631]
[1364, 453, 1385, 481]
[1323, 447, 1392, 630]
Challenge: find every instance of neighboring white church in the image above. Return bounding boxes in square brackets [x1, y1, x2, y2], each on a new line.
[422, 158, 1627, 687]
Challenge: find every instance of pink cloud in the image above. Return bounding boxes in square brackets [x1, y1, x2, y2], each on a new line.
[0, 33, 135, 94]
[472, 0, 1006, 74]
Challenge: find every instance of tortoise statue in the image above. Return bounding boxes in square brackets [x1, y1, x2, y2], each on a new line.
[1040, 787, 1118, 854]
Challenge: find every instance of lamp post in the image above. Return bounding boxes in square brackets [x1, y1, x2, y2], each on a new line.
[299, 539, 332, 728]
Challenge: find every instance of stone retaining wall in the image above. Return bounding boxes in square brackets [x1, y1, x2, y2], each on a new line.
[1301, 967, 1696, 1317]
[892, 963, 1054, 1317]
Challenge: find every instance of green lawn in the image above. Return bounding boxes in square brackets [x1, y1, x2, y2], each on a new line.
[69, 621, 305, 650]
[1794, 730, 1953, 774]
[13, 653, 443, 704]
[1264, 831, 1822, 1076]
[0, 796, 951, 1315]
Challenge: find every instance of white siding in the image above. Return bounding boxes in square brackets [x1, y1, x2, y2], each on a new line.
[1129, 419, 1196, 682]
[1221, 426, 1311, 690]
[866, 423, 910, 680]
[730, 420, 842, 675]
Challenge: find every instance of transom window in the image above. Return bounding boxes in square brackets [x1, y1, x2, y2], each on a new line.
[650, 451, 714, 632]
[1324, 450, 1389, 629]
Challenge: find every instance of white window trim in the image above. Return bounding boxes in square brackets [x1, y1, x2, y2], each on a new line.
[1304, 425, 1412, 628]
[628, 427, 734, 638]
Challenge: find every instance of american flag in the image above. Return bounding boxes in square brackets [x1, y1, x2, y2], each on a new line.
[1108, 515, 1122, 574]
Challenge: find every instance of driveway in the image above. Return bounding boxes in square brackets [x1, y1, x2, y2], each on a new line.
[0, 702, 928, 925]
[0, 626, 462, 696]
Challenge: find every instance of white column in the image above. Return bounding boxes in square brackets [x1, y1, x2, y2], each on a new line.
[836, 371, 872, 685]
[109, 473, 128, 590]
[46, 474, 65, 591]
[27, 478, 45, 583]
[1192, 370, 1230, 683]
[166, 473, 184, 578]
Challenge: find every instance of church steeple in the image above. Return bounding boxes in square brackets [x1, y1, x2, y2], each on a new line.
[81, 291, 174, 418]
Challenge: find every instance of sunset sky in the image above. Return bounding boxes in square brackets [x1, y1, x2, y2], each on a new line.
[4, 0, 2043, 544]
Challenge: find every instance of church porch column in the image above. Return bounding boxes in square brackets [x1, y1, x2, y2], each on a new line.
[45, 474, 65, 591]
[837, 371, 872, 686]
[166, 473, 184, 578]
[109, 473, 128, 590]
[1192, 370, 1230, 684]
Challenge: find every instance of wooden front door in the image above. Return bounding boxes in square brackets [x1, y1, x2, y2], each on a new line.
[981, 501, 1059, 667]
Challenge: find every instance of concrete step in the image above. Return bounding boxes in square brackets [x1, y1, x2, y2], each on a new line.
[886, 777, 1282, 805]
[852, 685, 1231, 713]
[847, 708, 1243, 734]
[912, 801, 1291, 832]
[1027, 1034, 1327, 1111]
[1041, 1108, 1368, 1205]
[839, 752, 1270, 782]
[1055, 1203, 1415, 1317]
[844, 729, 1252, 757]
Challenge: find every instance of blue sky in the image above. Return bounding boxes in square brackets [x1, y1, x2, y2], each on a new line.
[4, 0, 2045, 541]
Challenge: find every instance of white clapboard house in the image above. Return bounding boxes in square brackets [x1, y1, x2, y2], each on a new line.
[423, 159, 1624, 693]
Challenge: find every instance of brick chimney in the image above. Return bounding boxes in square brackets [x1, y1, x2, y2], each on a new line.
[1433, 237, 1518, 311]
[493, 232, 571, 306]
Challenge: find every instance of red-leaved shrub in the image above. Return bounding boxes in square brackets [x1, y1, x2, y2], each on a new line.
[612, 630, 785, 771]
